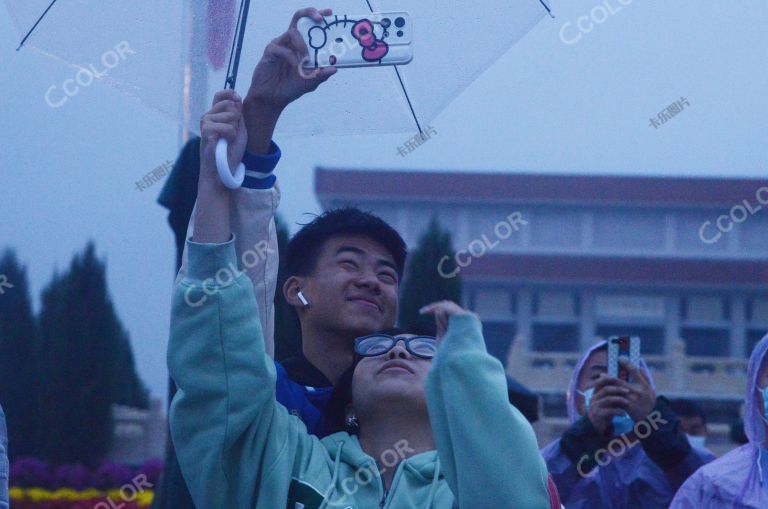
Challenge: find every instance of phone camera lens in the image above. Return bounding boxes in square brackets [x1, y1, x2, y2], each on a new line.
[395, 17, 406, 28]
[381, 18, 391, 28]
[397, 30, 404, 37]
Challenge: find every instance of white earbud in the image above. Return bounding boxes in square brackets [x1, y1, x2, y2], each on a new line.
[297, 291, 311, 309]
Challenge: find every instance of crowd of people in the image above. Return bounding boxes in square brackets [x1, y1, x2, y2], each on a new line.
[157, 8, 768, 508]
[2, 7, 765, 509]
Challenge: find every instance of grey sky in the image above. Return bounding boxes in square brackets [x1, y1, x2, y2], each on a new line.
[1, 0, 766, 409]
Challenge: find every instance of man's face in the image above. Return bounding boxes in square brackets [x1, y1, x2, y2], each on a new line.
[678, 415, 707, 437]
[575, 349, 608, 416]
[300, 234, 399, 340]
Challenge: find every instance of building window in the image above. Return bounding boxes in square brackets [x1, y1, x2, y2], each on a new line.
[747, 329, 767, 357]
[532, 323, 579, 352]
[681, 327, 730, 357]
[473, 289, 515, 319]
[681, 296, 727, 322]
[746, 297, 768, 357]
[531, 291, 579, 352]
[482, 322, 517, 366]
[594, 293, 666, 355]
[595, 325, 665, 355]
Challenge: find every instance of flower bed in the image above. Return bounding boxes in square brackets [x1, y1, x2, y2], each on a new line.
[9, 458, 162, 509]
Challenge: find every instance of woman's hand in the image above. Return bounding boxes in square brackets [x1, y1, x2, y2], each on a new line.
[419, 300, 477, 342]
[200, 89, 248, 186]
[193, 89, 246, 244]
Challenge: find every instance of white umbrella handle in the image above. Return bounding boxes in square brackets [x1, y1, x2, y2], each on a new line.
[215, 138, 245, 189]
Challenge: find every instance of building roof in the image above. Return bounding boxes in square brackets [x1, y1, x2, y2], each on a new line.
[463, 253, 768, 288]
[316, 168, 767, 208]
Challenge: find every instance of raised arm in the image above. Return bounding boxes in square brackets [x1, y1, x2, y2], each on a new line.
[177, 7, 336, 358]
[169, 92, 326, 508]
[422, 302, 551, 509]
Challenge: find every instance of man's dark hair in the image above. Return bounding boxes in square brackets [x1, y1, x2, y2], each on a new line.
[286, 207, 407, 279]
[669, 398, 707, 424]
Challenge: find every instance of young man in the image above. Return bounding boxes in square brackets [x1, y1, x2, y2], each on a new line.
[541, 342, 714, 509]
[668, 399, 710, 451]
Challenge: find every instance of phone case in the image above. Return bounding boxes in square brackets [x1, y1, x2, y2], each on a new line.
[297, 12, 414, 68]
[607, 336, 641, 381]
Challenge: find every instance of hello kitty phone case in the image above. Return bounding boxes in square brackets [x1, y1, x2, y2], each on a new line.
[297, 12, 413, 68]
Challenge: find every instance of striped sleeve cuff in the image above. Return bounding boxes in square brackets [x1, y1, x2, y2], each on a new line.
[241, 141, 281, 189]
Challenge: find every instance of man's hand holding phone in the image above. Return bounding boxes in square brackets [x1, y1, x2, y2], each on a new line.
[615, 358, 657, 423]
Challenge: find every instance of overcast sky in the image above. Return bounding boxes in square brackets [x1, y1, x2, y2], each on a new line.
[1, 0, 766, 409]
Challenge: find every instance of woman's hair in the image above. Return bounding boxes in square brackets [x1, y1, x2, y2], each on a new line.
[320, 327, 407, 436]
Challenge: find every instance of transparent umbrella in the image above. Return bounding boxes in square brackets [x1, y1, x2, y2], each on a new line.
[6, 0, 551, 139]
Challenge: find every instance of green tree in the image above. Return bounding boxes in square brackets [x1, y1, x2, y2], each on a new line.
[273, 215, 302, 362]
[0, 250, 40, 460]
[37, 243, 147, 465]
[399, 217, 463, 333]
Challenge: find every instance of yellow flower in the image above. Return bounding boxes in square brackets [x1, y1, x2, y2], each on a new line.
[9, 487, 25, 501]
[26, 488, 55, 502]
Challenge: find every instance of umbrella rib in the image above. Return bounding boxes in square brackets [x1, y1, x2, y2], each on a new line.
[538, 0, 555, 18]
[16, 0, 60, 51]
[362, 0, 423, 134]
[225, 0, 253, 89]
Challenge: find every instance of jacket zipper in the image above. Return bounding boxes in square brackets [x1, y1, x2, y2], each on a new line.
[379, 489, 388, 508]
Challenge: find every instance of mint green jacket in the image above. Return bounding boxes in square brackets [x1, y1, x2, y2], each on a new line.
[168, 238, 551, 509]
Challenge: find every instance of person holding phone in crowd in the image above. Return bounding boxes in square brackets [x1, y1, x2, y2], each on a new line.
[670, 333, 768, 508]
[166, 89, 553, 508]
[541, 341, 714, 508]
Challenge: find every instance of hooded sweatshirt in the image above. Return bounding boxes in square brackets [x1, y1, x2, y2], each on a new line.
[541, 341, 714, 508]
[168, 237, 552, 509]
[670, 333, 768, 509]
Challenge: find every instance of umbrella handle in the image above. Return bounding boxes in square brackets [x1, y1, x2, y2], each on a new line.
[215, 138, 245, 189]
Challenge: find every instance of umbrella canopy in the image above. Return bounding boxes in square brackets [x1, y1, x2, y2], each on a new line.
[6, 0, 549, 137]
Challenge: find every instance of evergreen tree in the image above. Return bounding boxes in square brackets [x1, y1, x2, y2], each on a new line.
[398, 217, 463, 333]
[0, 250, 40, 460]
[37, 243, 146, 466]
[273, 215, 302, 362]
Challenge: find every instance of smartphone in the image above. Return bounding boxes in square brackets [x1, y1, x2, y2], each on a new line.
[607, 336, 641, 382]
[297, 12, 414, 69]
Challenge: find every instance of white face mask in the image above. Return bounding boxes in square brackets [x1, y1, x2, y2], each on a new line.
[686, 434, 707, 449]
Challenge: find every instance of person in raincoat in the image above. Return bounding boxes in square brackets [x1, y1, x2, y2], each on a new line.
[167, 89, 553, 508]
[0, 405, 7, 509]
[670, 333, 768, 508]
[541, 341, 714, 508]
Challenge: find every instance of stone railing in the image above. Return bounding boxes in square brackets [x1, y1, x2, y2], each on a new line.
[507, 337, 748, 398]
[109, 397, 166, 464]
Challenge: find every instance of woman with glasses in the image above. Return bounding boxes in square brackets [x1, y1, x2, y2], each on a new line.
[168, 89, 552, 508]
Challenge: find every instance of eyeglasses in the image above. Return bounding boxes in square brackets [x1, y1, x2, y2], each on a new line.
[354, 334, 437, 359]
